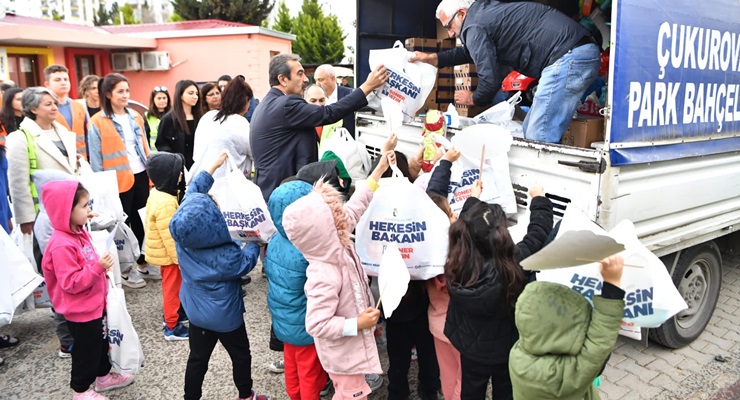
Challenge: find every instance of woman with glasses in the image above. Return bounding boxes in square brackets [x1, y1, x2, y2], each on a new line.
[191, 76, 253, 182]
[145, 85, 171, 151]
[7, 87, 78, 235]
[156, 79, 203, 170]
[76, 75, 100, 120]
[201, 82, 221, 112]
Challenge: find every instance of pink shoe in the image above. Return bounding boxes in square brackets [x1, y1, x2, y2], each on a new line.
[72, 388, 109, 399]
[94, 371, 135, 392]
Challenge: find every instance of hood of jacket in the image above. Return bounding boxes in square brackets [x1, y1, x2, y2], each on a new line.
[515, 281, 591, 357]
[170, 191, 232, 249]
[296, 159, 348, 195]
[447, 261, 505, 316]
[41, 179, 80, 234]
[283, 180, 350, 264]
[268, 180, 313, 239]
[33, 170, 75, 213]
[147, 151, 184, 196]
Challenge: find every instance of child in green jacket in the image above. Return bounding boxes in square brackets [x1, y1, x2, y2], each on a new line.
[509, 256, 625, 400]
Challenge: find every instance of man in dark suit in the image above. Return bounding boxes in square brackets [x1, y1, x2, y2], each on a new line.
[314, 64, 357, 138]
[250, 54, 388, 200]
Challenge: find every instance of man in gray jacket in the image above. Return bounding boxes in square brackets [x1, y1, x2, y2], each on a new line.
[412, 0, 601, 143]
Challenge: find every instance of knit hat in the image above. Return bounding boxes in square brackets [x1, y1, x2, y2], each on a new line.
[146, 152, 184, 197]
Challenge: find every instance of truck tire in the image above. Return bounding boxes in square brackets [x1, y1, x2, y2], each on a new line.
[650, 242, 722, 348]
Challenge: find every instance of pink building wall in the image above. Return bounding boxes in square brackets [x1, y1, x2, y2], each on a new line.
[123, 34, 292, 106]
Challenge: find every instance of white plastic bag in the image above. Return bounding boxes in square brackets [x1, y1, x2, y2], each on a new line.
[105, 275, 144, 374]
[367, 41, 438, 122]
[450, 124, 517, 214]
[536, 208, 688, 339]
[113, 221, 141, 271]
[79, 159, 125, 227]
[1, 229, 45, 327]
[356, 173, 450, 280]
[319, 127, 372, 184]
[209, 154, 277, 243]
[473, 91, 521, 124]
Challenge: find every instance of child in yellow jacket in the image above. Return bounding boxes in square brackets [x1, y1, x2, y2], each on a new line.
[145, 151, 188, 341]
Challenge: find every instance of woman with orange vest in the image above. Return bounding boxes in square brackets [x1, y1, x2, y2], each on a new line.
[88, 73, 156, 283]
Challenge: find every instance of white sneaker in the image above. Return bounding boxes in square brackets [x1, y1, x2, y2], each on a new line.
[137, 264, 162, 280]
[121, 269, 146, 289]
[267, 359, 284, 373]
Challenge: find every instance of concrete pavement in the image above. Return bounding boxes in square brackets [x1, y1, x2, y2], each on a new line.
[1, 253, 738, 399]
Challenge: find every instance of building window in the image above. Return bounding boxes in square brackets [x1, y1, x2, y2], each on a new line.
[270, 51, 280, 59]
[8, 54, 40, 88]
[75, 55, 96, 81]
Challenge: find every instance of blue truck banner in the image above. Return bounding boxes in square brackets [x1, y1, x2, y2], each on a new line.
[610, 0, 740, 165]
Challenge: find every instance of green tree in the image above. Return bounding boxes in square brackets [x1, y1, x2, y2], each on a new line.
[171, 0, 275, 26]
[271, 1, 292, 33]
[168, 12, 185, 22]
[93, 3, 114, 26]
[113, 3, 139, 25]
[291, 0, 346, 64]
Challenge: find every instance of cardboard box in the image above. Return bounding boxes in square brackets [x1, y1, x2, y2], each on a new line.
[438, 67, 454, 78]
[455, 76, 478, 86]
[561, 115, 605, 148]
[455, 105, 487, 117]
[438, 38, 456, 50]
[436, 90, 454, 101]
[437, 77, 454, 87]
[454, 64, 477, 75]
[405, 38, 437, 52]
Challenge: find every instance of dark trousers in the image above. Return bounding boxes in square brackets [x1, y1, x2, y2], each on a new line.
[184, 323, 253, 400]
[386, 312, 440, 400]
[459, 355, 512, 400]
[67, 316, 111, 393]
[118, 170, 149, 265]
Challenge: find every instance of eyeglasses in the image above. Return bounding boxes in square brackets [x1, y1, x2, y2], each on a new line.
[153, 86, 168, 92]
[443, 11, 458, 30]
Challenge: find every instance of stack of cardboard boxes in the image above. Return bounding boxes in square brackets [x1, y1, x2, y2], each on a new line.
[404, 37, 488, 117]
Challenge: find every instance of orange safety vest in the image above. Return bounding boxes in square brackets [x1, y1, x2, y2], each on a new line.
[55, 100, 87, 160]
[0, 124, 7, 146]
[90, 112, 150, 193]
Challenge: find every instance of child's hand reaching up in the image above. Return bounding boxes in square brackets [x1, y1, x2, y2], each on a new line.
[529, 186, 545, 198]
[207, 151, 229, 175]
[369, 150, 396, 182]
[382, 133, 398, 153]
[443, 147, 461, 163]
[471, 179, 483, 198]
[600, 255, 624, 288]
[357, 307, 380, 330]
[99, 251, 114, 271]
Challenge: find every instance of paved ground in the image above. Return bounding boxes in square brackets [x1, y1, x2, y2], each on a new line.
[1, 253, 738, 400]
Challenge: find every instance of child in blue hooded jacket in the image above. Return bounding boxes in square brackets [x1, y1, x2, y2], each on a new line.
[169, 151, 266, 400]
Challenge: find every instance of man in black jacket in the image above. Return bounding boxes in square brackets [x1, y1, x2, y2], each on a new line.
[412, 0, 601, 143]
[250, 54, 388, 200]
[314, 64, 357, 138]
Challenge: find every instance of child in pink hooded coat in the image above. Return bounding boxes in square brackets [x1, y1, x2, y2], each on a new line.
[282, 151, 394, 400]
[41, 180, 135, 400]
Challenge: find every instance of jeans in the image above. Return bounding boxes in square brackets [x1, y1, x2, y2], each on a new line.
[523, 43, 601, 143]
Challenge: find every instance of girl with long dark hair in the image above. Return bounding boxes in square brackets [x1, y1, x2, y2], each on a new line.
[0, 87, 24, 145]
[443, 185, 553, 400]
[155, 80, 203, 169]
[191, 76, 253, 181]
[144, 85, 171, 150]
[87, 73, 154, 287]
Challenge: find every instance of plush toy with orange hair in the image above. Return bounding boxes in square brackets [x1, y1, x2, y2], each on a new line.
[421, 109, 445, 172]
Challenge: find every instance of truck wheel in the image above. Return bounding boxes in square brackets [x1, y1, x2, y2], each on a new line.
[650, 242, 722, 348]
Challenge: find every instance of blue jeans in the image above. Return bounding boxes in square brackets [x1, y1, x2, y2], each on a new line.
[523, 44, 601, 143]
